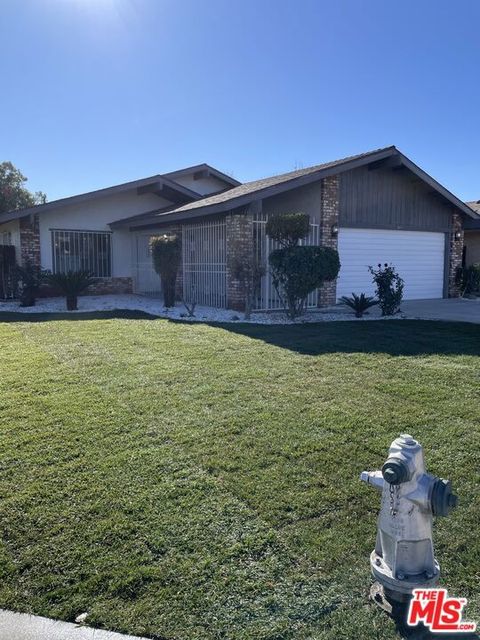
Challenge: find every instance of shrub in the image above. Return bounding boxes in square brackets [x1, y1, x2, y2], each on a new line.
[16, 260, 45, 307]
[269, 245, 340, 319]
[0, 245, 16, 300]
[231, 255, 266, 319]
[368, 263, 404, 316]
[340, 293, 378, 318]
[455, 263, 480, 296]
[46, 270, 95, 310]
[265, 213, 310, 248]
[150, 234, 181, 308]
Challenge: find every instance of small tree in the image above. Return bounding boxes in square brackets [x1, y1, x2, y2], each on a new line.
[269, 245, 340, 318]
[232, 255, 266, 320]
[150, 234, 181, 308]
[266, 212, 340, 319]
[46, 270, 95, 310]
[368, 263, 404, 316]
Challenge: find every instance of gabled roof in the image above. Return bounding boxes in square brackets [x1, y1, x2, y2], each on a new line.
[0, 163, 239, 225]
[125, 146, 478, 229]
[465, 201, 480, 229]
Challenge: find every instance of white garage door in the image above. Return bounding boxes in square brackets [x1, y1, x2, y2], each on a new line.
[337, 228, 446, 300]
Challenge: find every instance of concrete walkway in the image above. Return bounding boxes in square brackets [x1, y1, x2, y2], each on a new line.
[400, 298, 480, 324]
[0, 609, 149, 640]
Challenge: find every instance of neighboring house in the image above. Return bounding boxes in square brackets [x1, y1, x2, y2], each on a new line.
[464, 200, 480, 266]
[0, 146, 477, 310]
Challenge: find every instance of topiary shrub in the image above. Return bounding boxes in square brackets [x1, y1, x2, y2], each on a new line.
[368, 263, 404, 316]
[150, 234, 181, 308]
[455, 263, 480, 297]
[45, 270, 95, 310]
[265, 213, 310, 248]
[269, 245, 340, 319]
[16, 260, 45, 307]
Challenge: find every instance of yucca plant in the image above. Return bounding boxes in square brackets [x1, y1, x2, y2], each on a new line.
[46, 270, 95, 310]
[340, 293, 378, 318]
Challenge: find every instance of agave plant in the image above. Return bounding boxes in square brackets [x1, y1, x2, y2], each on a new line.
[46, 270, 95, 310]
[340, 293, 378, 318]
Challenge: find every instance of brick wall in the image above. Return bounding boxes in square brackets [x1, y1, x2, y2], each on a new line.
[83, 277, 133, 295]
[226, 211, 253, 311]
[19, 214, 41, 267]
[448, 212, 464, 298]
[318, 175, 339, 307]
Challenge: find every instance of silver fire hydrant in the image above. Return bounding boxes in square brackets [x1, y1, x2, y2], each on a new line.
[360, 434, 458, 605]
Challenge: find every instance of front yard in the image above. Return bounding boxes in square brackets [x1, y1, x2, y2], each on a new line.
[0, 316, 478, 639]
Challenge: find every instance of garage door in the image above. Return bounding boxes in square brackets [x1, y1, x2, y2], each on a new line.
[336, 228, 446, 300]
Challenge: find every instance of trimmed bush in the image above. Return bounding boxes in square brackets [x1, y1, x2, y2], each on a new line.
[368, 263, 404, 316]
[269, 245, 340, 319]
[17, 260, 45, 307]
[46, 270, 95, 310]
[150, 234, 181, 308]
[265, 213, 310, 248]
[455, 263, 480, 296]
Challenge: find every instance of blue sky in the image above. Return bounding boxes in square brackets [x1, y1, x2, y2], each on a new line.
[2, 0, 480, 201]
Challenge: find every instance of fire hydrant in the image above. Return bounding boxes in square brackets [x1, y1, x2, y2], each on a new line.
[360, 434, 458, 607]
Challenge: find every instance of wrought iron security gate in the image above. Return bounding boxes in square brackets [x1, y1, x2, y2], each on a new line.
[182, 220, 227, 308]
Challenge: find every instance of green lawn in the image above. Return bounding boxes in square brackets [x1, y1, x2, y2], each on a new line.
[0, 315, 479, 639]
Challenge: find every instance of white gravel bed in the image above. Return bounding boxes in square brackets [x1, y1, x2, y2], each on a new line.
[0, 294, 409, 324]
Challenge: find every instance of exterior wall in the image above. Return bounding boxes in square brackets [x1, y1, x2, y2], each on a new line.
[448, 213, 464, 297]
[172, 174, 231, 196]
[339, 165, 453, 231]
[226, 211, 253, 311]
[262, 181, 322, 223]
[0, 219, 21, 254]
[464, 231, 480, 267]
[38, 191, 171, 277]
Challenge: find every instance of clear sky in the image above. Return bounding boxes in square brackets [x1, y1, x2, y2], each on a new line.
[2, 0, 480, 202]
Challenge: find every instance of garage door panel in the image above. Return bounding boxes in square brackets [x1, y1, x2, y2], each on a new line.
[337, 228, 445, 300]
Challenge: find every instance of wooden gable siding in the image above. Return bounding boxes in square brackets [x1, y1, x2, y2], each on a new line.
[339, 165, 453, 231]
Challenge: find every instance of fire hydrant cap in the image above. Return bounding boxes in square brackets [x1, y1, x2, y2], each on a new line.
[431, 478, 458, 517]
[381, 459, 409, 485]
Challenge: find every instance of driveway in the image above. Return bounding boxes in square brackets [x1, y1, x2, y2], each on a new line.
[399, 298, 480, 324]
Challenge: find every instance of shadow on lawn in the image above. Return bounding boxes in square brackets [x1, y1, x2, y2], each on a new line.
[0, 310, 158, 323]
[0, 309, 479, 358]
[210, 319, 480, 358]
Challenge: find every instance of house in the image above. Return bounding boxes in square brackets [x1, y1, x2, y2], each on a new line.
[0, 146, 477, 310]
[464, 200, 480, 266]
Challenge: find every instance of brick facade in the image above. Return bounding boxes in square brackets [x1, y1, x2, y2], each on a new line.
[318, 175, 340, 307]
[226, 210, 254, 311]
[83, 277, 133, 295]
[19, 214, 41, 267]
[448, 212, 464, 298]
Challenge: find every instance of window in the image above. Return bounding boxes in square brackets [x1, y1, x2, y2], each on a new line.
[0, 231, 12, 245]
[52, 230, 111, 277]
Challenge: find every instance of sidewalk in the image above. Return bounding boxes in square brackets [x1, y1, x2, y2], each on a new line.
[0, 609, 149, 640]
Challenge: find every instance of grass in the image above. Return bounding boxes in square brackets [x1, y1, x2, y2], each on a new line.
[0, 315, 478, 639]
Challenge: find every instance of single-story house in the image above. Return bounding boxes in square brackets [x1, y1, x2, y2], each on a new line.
[464, 200, 480, 266]
[0, 145, 478, 310]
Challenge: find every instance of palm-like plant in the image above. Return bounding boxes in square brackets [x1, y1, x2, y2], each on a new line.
[340, 293, 378, 318]
[46, 270, 95, 310]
